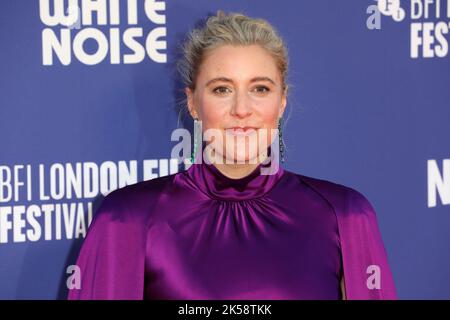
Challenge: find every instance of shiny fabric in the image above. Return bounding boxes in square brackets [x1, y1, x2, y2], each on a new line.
[68, 159, 396, 300]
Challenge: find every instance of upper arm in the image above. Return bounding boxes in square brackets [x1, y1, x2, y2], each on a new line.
[67, 191, 147, 299]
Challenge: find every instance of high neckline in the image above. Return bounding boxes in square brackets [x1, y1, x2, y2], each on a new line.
[186, 155, 285, 201]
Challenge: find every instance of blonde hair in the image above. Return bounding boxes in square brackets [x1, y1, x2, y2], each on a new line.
[177, 10, 289, 93]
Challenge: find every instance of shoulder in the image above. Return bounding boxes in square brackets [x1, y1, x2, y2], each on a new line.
[108, 171, 177, 203]
[92, 171, 180, 225]
[284, 169, 376, 216]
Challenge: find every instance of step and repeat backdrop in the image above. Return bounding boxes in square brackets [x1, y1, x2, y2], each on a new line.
[1, 0, 449, 299]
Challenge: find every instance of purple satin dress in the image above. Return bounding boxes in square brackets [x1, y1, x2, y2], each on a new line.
[68, 160, 396, 300]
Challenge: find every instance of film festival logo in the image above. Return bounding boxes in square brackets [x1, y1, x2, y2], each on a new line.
[377, 0, 406, 22]
[0, 159, 179, 245]
[366, 0, 450, 58]
[39, 0, 167, 65]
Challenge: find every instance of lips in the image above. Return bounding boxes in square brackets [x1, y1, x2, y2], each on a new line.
[228, 127, 258, 132]
[225, 127, 258, 136]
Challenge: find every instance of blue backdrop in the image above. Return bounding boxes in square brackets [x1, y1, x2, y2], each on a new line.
[1, 0, 450, 299]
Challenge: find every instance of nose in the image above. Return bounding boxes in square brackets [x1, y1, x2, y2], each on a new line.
[230, 91, 252, 118]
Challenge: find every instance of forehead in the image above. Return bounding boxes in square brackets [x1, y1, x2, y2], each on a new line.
[198, 44, 280, 82]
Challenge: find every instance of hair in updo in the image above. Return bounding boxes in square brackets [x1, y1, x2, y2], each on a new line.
[177, 10, 289, 93]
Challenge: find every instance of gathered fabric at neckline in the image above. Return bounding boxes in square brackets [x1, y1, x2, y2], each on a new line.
[185, 157, 285, 201]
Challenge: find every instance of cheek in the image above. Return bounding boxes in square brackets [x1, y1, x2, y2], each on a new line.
[257, 100, 281, 144]
[259, 107, 280, 129]
[263, 113, 279, 126]
[197, 96, 228, 130]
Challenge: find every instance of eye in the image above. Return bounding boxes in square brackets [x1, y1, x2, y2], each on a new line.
[253, 86, 270, 94]
[212, 86, 232, 95]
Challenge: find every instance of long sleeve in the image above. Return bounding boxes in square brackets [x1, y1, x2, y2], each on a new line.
[67, 190, 147, 300]
[340, 188, 397, 299]
[299, 175, 397, 299]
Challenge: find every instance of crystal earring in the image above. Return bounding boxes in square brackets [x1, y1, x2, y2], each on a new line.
[278, 117, 285, 163]
[191, 117, 201, 164]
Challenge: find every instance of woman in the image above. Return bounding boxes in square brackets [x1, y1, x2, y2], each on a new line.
[68, 11, 396, 300]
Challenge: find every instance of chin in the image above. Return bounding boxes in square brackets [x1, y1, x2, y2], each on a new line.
[224, 148, 261, 164]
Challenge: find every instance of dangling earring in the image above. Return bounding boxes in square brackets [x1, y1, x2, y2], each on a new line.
[191, 117, 201, 164]
[278, 117, 285, 163]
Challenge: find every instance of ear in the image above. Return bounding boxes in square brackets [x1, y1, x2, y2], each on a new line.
[185, 87, 198, 119]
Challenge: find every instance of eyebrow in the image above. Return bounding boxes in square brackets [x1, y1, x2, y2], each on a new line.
[205, 76, 276, 87]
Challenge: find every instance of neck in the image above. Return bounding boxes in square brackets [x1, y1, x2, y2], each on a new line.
[208, 153, 270, 179]
[213, 162, 260, 179]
